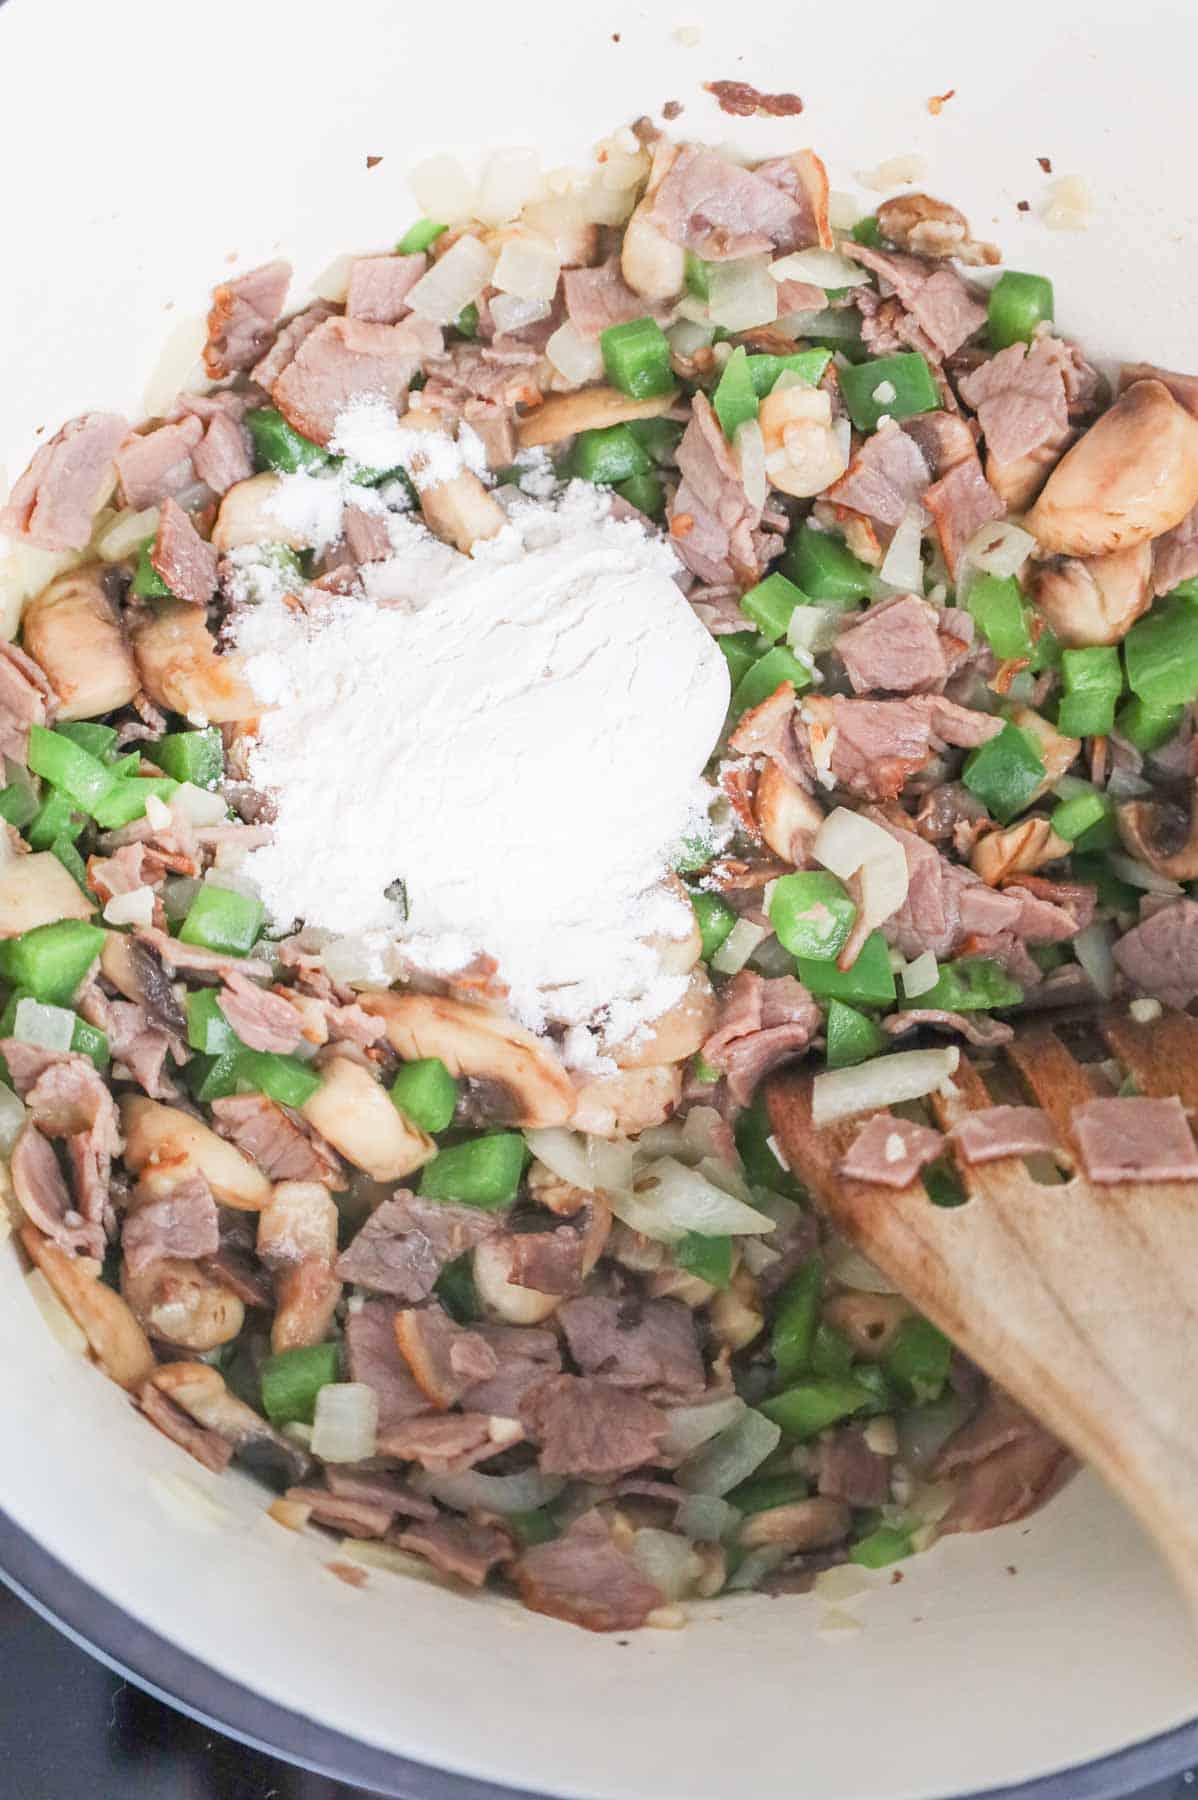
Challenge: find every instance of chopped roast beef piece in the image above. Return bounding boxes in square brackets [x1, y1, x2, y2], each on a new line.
[668, 392, 772, 588]
[923, 457, 1006, 577]
[78, 984, 183, 1101]
[396, 1514, 515, 1586]
[1113, 899, 1198, 1007]
[251, 299, 338, 389]
[0, 413, 129, 550]
[957, 338, 1070, 467]
[503, 1214, 592, 1297]
[284, 1485, 396, 1539]
[209, 1094, 343, 1185]
[845, 243, 987, 357]
[949, 1105, 1058, 1164]
[798, 695, 1002, 801]
[204, 259, 292, 378]
[883, 1009, 1015, 1048]
[343, 505, 393, 565]
[344, 1301, 432, 1431]
[191, 411, 253, 495]
[933, 1388, 1074, 1533]
[346, 253, 427, 323]
[1071, 1096, 1198, 1185]
[324, 1466, 437, 1519]
[817, 1425, 892, 1506]
[149, 498, 218, 607]
[824, 422, 932, 528]
[115, 417, 204, 509]
[836, 596, 949, 696]
[557, 1296, 707, 1400]
[563, 257, 668, 339]
[0, 641, 54, 763]
[335, 1194, 497, 1302]
[393, 1302, 499, 1408]
[840, 1113, 945, 1188]
[651, 144, 805, 259]
[139, 1382, 234, 1473]
[514, 1507, 663, 1632]
[520, 1375, 667, 1478]
[10, 1122, 104, 1259]
[700, 969, 821, 1105]
[376, 1412, 516, 1473]
[462, 1323, 563, 1417]
[217, 971, 304, 1054]
[271, 316, 443, 445]
[122, 1177, 219, 1276]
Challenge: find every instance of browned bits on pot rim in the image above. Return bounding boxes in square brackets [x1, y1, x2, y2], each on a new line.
[704, 80, 804, 118]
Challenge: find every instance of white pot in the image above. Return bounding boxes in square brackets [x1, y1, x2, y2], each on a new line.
[1, 1, 1196, 1794]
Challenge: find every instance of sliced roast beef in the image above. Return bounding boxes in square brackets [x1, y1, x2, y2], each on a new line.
[817, 1425, 892, 1506]
[520, 1374, 666, 1478]
[204, 259, 292, 378]
[923, 457, 1006, 578]
[798, 695, 1002, 802]
[335, 1194, 497, 1302]
[115, 417, 204, 509]
[78, 986, 182, 1100]
[823, 422, 931, 528]
[149, 498, 218, 607]
[324, 1466, 437, 1520]
[1113, 898, 1198, 1007]
[376, 1412, 516, 1472]
[251, 299, 338, 389]
[844, 243, 986, 357]
[0, 641, 54, 763]
[396, 1515, 515, 1586]
[217, 971, 304, 1054]
[0, 413, 128, 551]
[1003, 875, 1096, 941]
[209, 1093, 343, 1185]
[343, 505, 393, 566]
[840, 1112, 944, 1188]
[883, 1009, 1014, 1048]
[754, 150, 832, 252]
[557, 1296, 707, 1401]
[957, 338, 1070, 467]
[271, 316, 443, 445]
[393, 1302, 499, 1408]
[10, 1122, 103, 1258]
[503, 1215, 592, 1298]
[668, 392, 771, 587]
[699, 969, 820, 1105]
[9, 1051, 119, 1240]
[346, 253, 427, 323]
[139, 1382, 234, 1473]
[934, 1388, 1073, 1534]
[836, 596, 948, 696]
[122, 1177, 219, 1276]
[651, 145, 804, 259]
[563, 257, 665, 339]
[285, 1486, 396, 1539]
[949, 1105, 1058, 1164]
[462, 1322, 563, 1417]
[514, 1508, 662, 1632]
[1071, 1096, 1198, 1185]
[191, 411, 253, 495]
[344, 1300, 432, 1430]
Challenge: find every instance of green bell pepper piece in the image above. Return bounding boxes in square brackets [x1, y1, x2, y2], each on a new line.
[390, 1057, 459, 1134]
[769, 871, 856, 961]
[850, 1526, 913, 1569]
[796, 931, 896, 1007]
[965, 574, 1033, 662]
[740, 572, 807, 643]
[987, 270, 1054, 350]
[962, 721, 1046, 823]
[690, 889, 737, 962]
[153, 727, 224, 790]
[600, 316, 675, 400]
[904, 956, 1022, 1014]
[245, 406, 330, 474]
[760, 1378, 875, 1439]
[770, 1256, 823, 1382]
[420, 1132, 527, 1209]
[717, 631, 766, 688]
[675, 1231, 734, 1289]
[396, 218, 447, 254]
[1057, 645, 1122, 738]
[0, 920, 104, 1004]
[261, 1343, 342, 1426]
[179, 885, 266, 956]
[571, 424, 652, 485]
[825, 999, 886, 1069]
[782, 525, 872, 606]
[730, 645, 811, 719]
[884, 1314, 952, 1402]
[839, 352, 940, 432]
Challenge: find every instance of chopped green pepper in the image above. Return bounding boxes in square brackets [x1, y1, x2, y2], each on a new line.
[420, 1132, 527, 1209]
[396, 218, 447, 254]
[613, 471, 665, 519]
[28, 725, 117, 817]
[839, 352, 940, 433]
[505, 1507, 558, 1547]
[178, 885, 266, 957]
[726, 1472, 809, 1515]
[1057, 645, 1122, 738]
[760, 1378, 875, 1439]
[850, 1525, 913, 1569]
[453, 302, 479, 339]
[91, 777, 178, 831]
[782, 525, 872, 607]
[690, 889, 737, 962]
[810, 1321, 856, 1377]
[153, 727, 224, 790]
[769, 871, 856, 961]
[1051, 787, 1116, 847]
[717, 631, 767, 688]
[26, 789, 81, 851]
[712, 345, 759, 438]
[1114, 695, 1184, 754]
[684, 251, 711, 300]
[825, 999, 886, 1069]
[965, 574, 1034, 662]
[570, 423, 652, 485]
[730, 645, 811, 719]
[740, 572, 807, 643]
[50, 836, 91, 894]
[1124, 600, 1198, 710]
[234, 1048, 322, 1109]
[261, 1342, 342, 1426]
[747, 349, 832, 396]
[55, 722, 119, 761]
[130, 543, 173, 600]
[770, 1256, 823, 1382]
[245, 406, 330, 475]
[186, 1050, 242, 1103]
[434, 1253, 478, 1323]
[904, 956, 1022, 1014]
[734, 1094, 806, 1201]
[987, 270, 1054, 350]
[884, 1314, 952, 1402]
[69, 1016, 110, 1072]
[0, 779, 38, 830]
[626, 417, 684, 464]
[187, 988, 241, 1055]
[796, 931, 896, 1008]
[0, 920, 104, 1005]
[851, 215, 883, 248]
[600, 316, 675, 400]
[962, 721, 1046, 823]
[390, 1057, 459, 1134]
[675, 1232, 734, 1289]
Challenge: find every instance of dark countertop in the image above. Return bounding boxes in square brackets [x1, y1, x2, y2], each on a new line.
[1, 1581, 1192, 1800]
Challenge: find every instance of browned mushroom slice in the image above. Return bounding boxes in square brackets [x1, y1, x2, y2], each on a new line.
[22, 566, 138, 720]
[132, 602, 259, 724]
[21, 1223, 155, 1391]
[1116, 781, 1198, 882]
[1027, 541, 1152, 647]
[517, 386, 680, 450]
[149, 1361, 313, 1487]
[360, 993, 574, 1129]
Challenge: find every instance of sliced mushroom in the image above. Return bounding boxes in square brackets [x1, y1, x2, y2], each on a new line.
[22, 567, 138, 720]
[472, 1234, 560, 1325]
[822, 1291, 912, 1359]
[132, 602, 258, 724]
[256, 1180, 338, 1266]
[149, 1360, 312, 1485]
[272, 1259, 343, 1353]
[739, 1496, 851, 1551]
[418, 471, 507, 554]
[569, 1063, 682, 1138]
[1028, 541, 1153, 647]
[517, 386, 680, 451]
[299, 1055, 435, 1181]
[604, 967, 717, 1070]
[970, 816, 1069, 887]
[875, 193, 999, 266]
[753, 760, 824, 864]
[526, 1159, 592, 1215]
[709, 1267, 765, 1352]
[212, 473, 311, 552]
[121, 1096, 271, 1210]
[21, 1223, 155, 1391]
[122, 1255, 245, 1350]
[520, 196, 599, 271]
[1027, 380, 1198, 557]
[645, 877, 702, 976]
[360, 992, 574, 1128]
[620, 138, 685, 302]
[757, 385, 848, 499]
[1116, 780, 1198, 882]
[0, 852, 96, 937]
[1007, 705, 1081, 804]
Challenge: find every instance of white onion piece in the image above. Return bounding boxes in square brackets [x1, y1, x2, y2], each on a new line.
[812, 1047, 959, 1126]
[0, 1080, 26, 1155]
[141, 315, 208, 420]
[787, 602, 841, 656]
[675, 1408, 782, 1496]
[0, 541, 84, 641]
[1072, 921, 1116, 999]
[815, 807, 908, 891]
[409, 153, 478, 224]
[524, 1126, 635, 1195]
[827, 1240, 900, 1293]
[610, 1156, 774, 1243]
[900, 950, 939, 998]
[546, 321, 604, 386]
[14, 999, 75, 1052]
[711, 916, 769, 976]
[489, 293, 552, 336]
[1105, 852, 1185, 896]
[735, 419, 768, 511]
[668, 318, 716, 357]
[879, 507, 926, 594]
[102, 887, 155, 928]
[679, 1105, 737, 1167]
[859, 853, 910, 936]
[492, 233, 560, 302]
[770, 248, 869, 288]
[675, 1492, 740, 1542]
[631, 1529, 695, 1600]
[310, 1383, 378, 1463]
[406, 236, 496, 326]
[96, 506, 160, 563]
[707, 258, 778, 332]
[173, 781, 228, 825]
[857, 154, 926, 190]
[661, 1394, 747, 1458]
[963, 519, 1038, 579]
[777, 307, 860, 342]
[578, 179, 639, 227]
[827, 190, 863, 231]
[476, 149, 543, 226]
[320, 931, 400, 989]
[412, 1467, 566, 1514]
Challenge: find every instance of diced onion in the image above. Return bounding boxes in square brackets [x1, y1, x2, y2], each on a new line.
[879, 507, 926, 594]
[814, 806, 909, 933]
[787, 602, 841, 657]
[413, 1468, 566, 1514]
[675, 1408, 782, 1495]
[707, 257, 779, 332]
[1105, 852, 1185, 896]
[710, 917, 769, 976]
[320, 931, 401, 988]
[734, 419, 767, 511]
[1072, 920, 1116, 999]
[476, 149, 544, 226]
[770, 248, 869, 289]
[661, 1394, 747, 1458]
[631, 1529, 695, 1600]
[856, 154, 926, 191]
[489, 293, 552, 336]
[310, 1382, 378, 1463]
[827, 190, 863, 231]
[963, 520, 1037, 579]
[406, 235, 496, 326]
[827, 1240, 901, 1293]
[26, 1266, 86, 1351]
[173, 781, 228, 825]
[675, 1492, 740, 1542]
[668, 318, 716, 357]
[812, 1047, 959, 1126]
[900, 950, 939, 998]
[95, 506, 160, 563]
[577, 178, 639, 227]
[14, 998, 75, 1052]
[102, 887, 156, 928]
[610, 1156, 775, 1243]
[1129, 996, 1162, 1024]
[409, 153, 479, 224]
[141, 315, 208, 420]
[546, 321, 605, 385]
[492, 232, 561, 302]
[524, 1126, 636, 1195]
[0, 1080, 26, 1155]
[0, 541, 84, 641]
[1041, 175, 1093, 233]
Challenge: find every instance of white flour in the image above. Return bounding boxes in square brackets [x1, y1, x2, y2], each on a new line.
[232, 483, 729, 1055]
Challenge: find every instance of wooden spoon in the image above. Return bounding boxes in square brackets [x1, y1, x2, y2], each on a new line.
[766, 1006, 1198, 1614]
